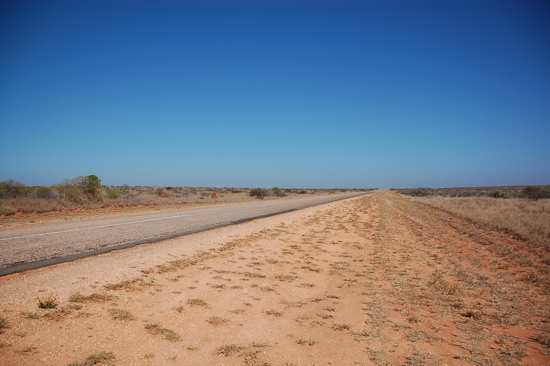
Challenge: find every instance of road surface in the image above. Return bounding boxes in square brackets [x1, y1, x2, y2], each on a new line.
[0, 193, 364, 276]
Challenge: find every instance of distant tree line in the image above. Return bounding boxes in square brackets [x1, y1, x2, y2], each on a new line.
[398, 186, 550, 200]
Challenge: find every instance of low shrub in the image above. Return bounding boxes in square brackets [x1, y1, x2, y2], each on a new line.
[489, 191, 509, 199]
[106, 191, 120, 199]
[250, 188, 269, 199]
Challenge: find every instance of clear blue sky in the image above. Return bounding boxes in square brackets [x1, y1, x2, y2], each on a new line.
[1, 0, 549, 189]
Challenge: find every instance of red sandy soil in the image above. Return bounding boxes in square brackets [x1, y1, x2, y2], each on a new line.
[0, 192, 549, 366]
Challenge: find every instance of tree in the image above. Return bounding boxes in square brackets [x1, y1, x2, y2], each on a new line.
[56, 175, 103, 201]
[80, 175, 102, 200]
[0, 179, 26, 198]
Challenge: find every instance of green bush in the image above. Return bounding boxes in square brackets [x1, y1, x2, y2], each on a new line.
[35, 187, 57, 199]
[107, 191, 120, 199]
[489, 191, 509, 199]
[0, 179, 26, 198]
[56, 175, 103, 202]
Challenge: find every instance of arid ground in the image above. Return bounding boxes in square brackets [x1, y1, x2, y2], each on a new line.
[0, 191, 549, 366]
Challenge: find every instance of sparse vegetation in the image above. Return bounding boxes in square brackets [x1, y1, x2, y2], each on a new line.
[144, 323, 180, 342]
[249, 188, 269, 199]
[206, 316, 229, 326]
[0, 316, 9, 333]
[67, 351, 116, 366]
[69, 293, 115, 303]
[37, 295, 58, 309]
[187, 298, 207, 306]
[108, 309, 134, 321]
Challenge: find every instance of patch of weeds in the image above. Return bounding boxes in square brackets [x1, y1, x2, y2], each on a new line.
[207, 316, 229, 326]
[21, 346, 36, 354]
[0, 316, 9, 333]
[229, 309, 246, 314]
[323, 306, 336, 312]
[173, 306, 185, 313]
[217, 344, 245, 356]
[211, 284, 226, 290]
[332, 323, 351, 331]
[264, 309, 283, 317]
[309, 296, 324, 302]
[338, 279, 358, 288]
[22, 312, 40, 320]
[103, 280, 139, 291]
[282, 300, 306, 308]
[144, 323, 180, 342]
[295, 315, 311, 325]
[296, 339, 316, 346]
[244, 302, 253, 307]
[67, 351, 116, 366]
[532, 326, 550, 349]
[41, 308, 73, 321]
[405, 351, 435, 366]
[317, 312, 334, 319]
[37, 295, 58, 309]
[327, 294, 341, 299]
[186, 345, 200, 351]
[298, 283, 316, 288]
[187, 298, 207, 307]
[273, 275, 298, 282]
[310, 320, 325, 326]
[243, 272, 266, 279]
[69, 293, 115, 303]
[108, 309, 134, 321]
[230, 285, 243, 289]
[406, 330, 428, 342]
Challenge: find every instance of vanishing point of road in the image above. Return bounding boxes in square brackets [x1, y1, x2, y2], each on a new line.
[0, 193, 365, 276]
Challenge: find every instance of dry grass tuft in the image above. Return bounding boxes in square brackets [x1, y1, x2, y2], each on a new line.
[206, 316, 229, 326]
[187, 298, 207, 307]
[217, 344, 245, 356]
[144, 323, 180, 342]
[108, 309, 134, 321]
[414, 196, 550, 258]
[67, 351, 116, 366]
[0, 316, 9, 333]
[264, 309, 283, 317]
[296, 338, 317, 346]
[37, 295, 58, 309]
[69, 293, 115, 303]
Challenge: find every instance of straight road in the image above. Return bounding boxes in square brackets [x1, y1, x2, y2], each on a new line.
[0, 193, 364, 276]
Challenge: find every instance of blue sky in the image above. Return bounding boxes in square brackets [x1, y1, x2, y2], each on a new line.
[1, 0, 549, 189]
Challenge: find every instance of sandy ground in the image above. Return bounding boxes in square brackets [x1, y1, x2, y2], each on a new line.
[0, 191, 549, 366]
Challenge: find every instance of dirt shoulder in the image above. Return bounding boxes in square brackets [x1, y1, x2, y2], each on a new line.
[0, 192, 548, 365]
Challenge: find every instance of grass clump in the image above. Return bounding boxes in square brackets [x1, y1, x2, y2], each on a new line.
[37, 295, 58, 309]
[296, 338, 317, 346]
[69, 293, 115, 303]
[67, 351, 116, 366]
[144, 323, 180, 342]
[264, 309, 283, 317]
[332, 323, 351, 331]
[0, 316, 9, 333]
[187, 298, 207, 307]
[108, 309, 134, 321]
[206, 316, 229, 326]
[217, 344, 245, 356]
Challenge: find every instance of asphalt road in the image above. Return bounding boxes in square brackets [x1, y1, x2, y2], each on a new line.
[0, 193, 364, 276]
